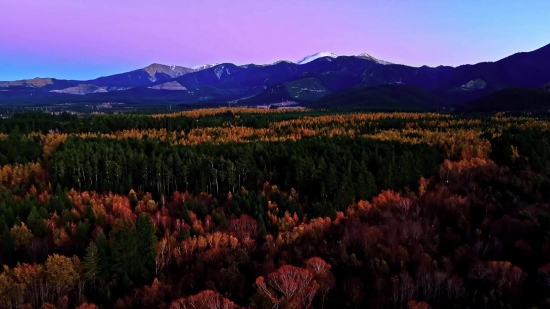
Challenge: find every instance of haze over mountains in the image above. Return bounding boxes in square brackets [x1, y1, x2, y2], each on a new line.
[2, 43, 550, 110]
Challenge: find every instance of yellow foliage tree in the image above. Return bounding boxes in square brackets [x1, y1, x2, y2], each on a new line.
[44, 254, 80, 300]
[11, 223, 34, 250]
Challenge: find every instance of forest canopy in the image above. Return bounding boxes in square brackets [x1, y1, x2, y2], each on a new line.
[1, 108, 550, 309]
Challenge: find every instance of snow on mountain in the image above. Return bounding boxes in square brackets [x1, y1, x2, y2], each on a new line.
[296, 52, 338, 65]
[192, 63, 220, 71]
[295, 52, 392, 65]
[272, 60, 294, 65]
[357, 53, 393, 65]
[190, 52, 390, 70]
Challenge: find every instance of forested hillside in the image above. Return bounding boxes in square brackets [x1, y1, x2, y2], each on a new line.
[305, 85, 449, 111]
[460, 88, 550, 112]
[1, 108, 550, 309]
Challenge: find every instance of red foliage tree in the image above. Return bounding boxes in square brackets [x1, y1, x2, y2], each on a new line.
[170, 290, 240, 309]
[229, 214, 259, 241]
[255, 265, 319, 309]
[305, 257, 335, 308]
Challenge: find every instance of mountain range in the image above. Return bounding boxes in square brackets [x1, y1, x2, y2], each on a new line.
[2, 44, 550, 110]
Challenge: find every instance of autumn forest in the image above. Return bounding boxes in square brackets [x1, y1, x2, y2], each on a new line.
[1, 108, 550, 309]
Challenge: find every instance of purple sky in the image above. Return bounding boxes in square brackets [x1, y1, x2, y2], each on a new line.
[1, 0, 549, 80]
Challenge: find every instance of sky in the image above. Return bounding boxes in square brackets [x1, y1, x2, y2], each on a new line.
[1, 0, 549, 80]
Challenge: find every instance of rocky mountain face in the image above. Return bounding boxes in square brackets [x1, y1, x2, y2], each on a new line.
[1, 43, 550, 106]
[149, 81, 188, 91]
[88, 63, 195, 88]
[50, 84, 111, 95]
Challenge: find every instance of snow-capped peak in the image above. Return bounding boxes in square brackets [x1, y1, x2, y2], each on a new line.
[357, 53, 393, 65]
[192, 63, 219, 71]
[296, 52, 338, 65]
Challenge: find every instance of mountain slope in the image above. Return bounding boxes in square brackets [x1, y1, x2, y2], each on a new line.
[238, 77, 331, 105]
[178, 56, 393, 105]
[50, 84, 111, 95]
[149, 81, 187, 91]
[431, 43, 550, 103]
[170, 56, 384, 99]
[305, 84, 449, 111]
[460, 87, 550, 112]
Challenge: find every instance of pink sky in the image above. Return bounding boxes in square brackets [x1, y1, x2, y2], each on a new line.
[1, 0, 549, 80]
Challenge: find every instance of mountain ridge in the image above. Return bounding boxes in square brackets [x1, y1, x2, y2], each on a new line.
[1, 43, 550, 106]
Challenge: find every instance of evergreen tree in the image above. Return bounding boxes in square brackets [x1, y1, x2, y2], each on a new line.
[96, 232, 111, 281]
[83, 242, 100, 282]
[84, 204, 96, 226]
[26, 207, 40, 232]
[135, 213, 157, 283]
[365, 170, 377, 200]
[111, 228, 138, 288]
[55, 183, 64, 197]
[356, 172, 368, 201]
[34, 219, 47, 237]
[77, 221, 89, 244]
[1, 223, 15, 256]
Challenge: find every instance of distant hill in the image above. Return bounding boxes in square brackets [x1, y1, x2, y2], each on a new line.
[0, 78, 80, 92]
[460, 87, 550, 112]
[305, 84, 449, 111]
